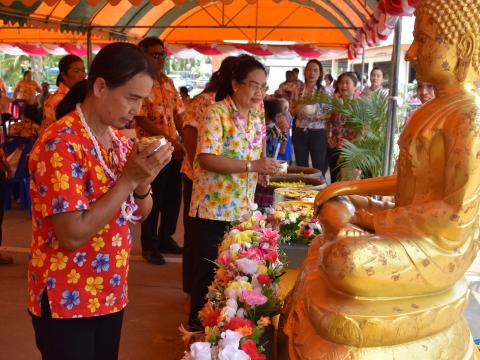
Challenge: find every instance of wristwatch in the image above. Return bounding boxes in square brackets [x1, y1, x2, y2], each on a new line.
[246, 161, 252, 173]
[133, 186, 152, 200]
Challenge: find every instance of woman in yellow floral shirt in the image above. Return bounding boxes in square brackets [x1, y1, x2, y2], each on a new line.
[41, 55, 86, 132]
[28, 43, 173, 360]
[188, 55, 281, 329]
[13, 70, 41, 105]
[181, 56, 238, 298]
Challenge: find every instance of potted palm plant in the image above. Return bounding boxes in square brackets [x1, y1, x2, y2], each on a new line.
[304, 91, 389, 178]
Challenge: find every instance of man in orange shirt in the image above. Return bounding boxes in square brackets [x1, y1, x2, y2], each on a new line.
[135, 37, 185, 265]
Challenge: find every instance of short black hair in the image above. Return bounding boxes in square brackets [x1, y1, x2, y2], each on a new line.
[138, 37, 165, 52]
[264, 99, 283, 122]
[292, 68, 299, 74]
[324, 74, 333, 83]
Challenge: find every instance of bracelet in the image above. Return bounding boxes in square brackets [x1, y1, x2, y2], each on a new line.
[133, 186, 152, 200]
[246, 161, 252, 173]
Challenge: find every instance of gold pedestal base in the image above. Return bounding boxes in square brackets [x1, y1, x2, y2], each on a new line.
[279, 239, 478, 360]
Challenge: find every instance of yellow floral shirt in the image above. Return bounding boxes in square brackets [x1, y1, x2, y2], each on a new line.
[14, 79, 40, 104]
[41, 82, 69, 133]
[135, 73, 184, 140]
[180, 91, 216, 180]
[189, 96, 265, 222]
[9, 117, 40, 139]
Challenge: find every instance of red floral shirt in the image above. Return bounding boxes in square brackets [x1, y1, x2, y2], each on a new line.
[327, 95, 359, 149]
[327, 111, 358, 149]
[28, 111, 133, 318]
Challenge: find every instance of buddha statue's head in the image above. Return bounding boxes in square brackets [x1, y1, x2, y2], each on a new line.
[406, 0, 480, 87]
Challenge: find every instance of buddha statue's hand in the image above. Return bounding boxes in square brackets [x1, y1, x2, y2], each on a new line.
[314, 182, 345, 215]
[351, 208, 375, 232]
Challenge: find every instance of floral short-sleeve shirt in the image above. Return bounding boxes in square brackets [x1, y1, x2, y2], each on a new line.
[9, 117, 40, 140]
[135, 73, 184, 140]
[15, 79, 40, 104]
[180, 91, 216, 180]
[189, 96, 265, 222]
[41, 83, 69, 133]
[28, 111, 133, 319]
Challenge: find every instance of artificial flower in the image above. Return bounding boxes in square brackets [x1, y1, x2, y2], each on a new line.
[199, 300, 222, 327]
[242, 290, 268, 306]
[256, 274, 272, 285]
[257, 316, 271, 327]
[218, 329, 242, 350]
[235, 258, 259, 275]
[240, 339, 266, 360]
[189, 342, 212, 360]
[224, 317, 255, 332]
[264, 251, 278, 263]
[218, 345, 250, 360]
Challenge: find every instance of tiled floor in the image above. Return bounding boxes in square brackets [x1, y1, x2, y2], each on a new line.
[0, 207, 479, 359]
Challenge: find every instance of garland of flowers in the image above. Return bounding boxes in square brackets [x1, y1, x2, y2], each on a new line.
[181, 208, 284, 360]
[76, 103, 140, 223]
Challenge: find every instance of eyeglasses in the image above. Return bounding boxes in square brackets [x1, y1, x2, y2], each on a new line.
[243, 81, 269, 93]
[150, 51, 167, 59]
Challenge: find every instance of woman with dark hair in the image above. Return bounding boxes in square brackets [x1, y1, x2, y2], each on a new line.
[180, 56, 238, 299]
[324, 73, 334, 94]
[41, 54, 86, 132]
[362, 67, 389, 97]
[28, 42, 173, 360]
[188, 54, 281, 329]
[327, 72, 360, 182]
[292, 59, 329, 174]
[13, 70, 42, 105]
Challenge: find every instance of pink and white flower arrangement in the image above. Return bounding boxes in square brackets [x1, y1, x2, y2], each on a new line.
[181, 211, 284, 360]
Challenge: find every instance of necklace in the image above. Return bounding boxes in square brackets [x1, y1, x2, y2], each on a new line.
[76, 103, 140, 223]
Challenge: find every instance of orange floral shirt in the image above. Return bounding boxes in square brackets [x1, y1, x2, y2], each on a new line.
[180, 91, 216, 180]
[28, 111, 133, 319]
[135, 73, 184, 140]
[41, 83, 69, 133]
[14, 79, 40, 104]
[9, 117, 40, 139]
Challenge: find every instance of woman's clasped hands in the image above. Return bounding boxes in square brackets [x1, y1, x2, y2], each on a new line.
[122, 139, 174, 191]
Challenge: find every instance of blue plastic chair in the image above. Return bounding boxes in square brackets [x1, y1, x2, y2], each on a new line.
[2, 136, 34, 211]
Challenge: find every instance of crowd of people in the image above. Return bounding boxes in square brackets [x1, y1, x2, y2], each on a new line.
[0, 40, 437, 359]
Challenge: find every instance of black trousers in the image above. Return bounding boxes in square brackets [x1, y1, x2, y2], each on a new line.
[140, 159, 182, 252]
[327, 147, 341, 183]
[182, 175, 194, 294]
[31, 291, 124, 360]
[293, 128, 328, 175]
[188, 216, 230, 328]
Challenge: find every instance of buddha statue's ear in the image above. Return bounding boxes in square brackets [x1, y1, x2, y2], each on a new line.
[456, 33, 475, 83]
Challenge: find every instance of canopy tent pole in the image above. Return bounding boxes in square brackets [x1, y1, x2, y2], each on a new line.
[87, 27, 93, 69]
[360, 46, 366, 90]
[382, 17, 402, 176]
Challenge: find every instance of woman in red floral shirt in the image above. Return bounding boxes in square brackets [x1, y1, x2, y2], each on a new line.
[327, 72, 360, 182]
[28, 43, 173, 360]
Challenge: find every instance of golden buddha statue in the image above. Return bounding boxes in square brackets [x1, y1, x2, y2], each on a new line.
[279, 1, 480, 358]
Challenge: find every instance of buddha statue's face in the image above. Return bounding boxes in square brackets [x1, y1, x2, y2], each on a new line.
[406, 15, 459, 86]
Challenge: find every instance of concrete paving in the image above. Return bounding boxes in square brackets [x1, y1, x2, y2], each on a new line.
[0, 206, 479, 359]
